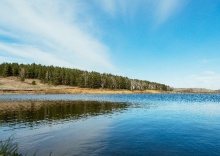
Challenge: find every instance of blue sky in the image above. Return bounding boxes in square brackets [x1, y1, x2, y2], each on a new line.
[0, 0, 220, 89]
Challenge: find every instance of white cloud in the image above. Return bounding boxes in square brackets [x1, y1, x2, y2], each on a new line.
[97, 0, 139, 19]
[0, 0, 114, 72]
[155, 0, 185, 25]
[203, 70, 216, 75]
[186, 71, 220, 90]
[96, 0, 186, 24]
[0, 43, 73, 67]
[98, 0, 118, 17]
[200, 59, 212, 64]
[0, 0, 187, 73]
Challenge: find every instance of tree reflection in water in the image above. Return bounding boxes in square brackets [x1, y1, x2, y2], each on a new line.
[0, 101, 129, 129]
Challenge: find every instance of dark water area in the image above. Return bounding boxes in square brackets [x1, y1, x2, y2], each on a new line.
[0, 101, 128, 130]
[0, 94, 220, 155]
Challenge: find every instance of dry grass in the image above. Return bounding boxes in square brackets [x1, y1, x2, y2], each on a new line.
[0, 76, 162, 94]
[66, 88, 162, 94]
[0, 76, 71, 91]
[0, 101, 48, 113]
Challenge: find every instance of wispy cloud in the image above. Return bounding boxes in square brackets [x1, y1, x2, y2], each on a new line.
[97, 0, 139, 19]
[96, 0, 186, 25]
[0, 0, 187, 73]
[155, 0, 186, 25]
[0, 0, 114, 72]
[0, 43, 73, 67]
[187, 71, 220, 90]
[200, 59, 212, 64]
[203, 70, 216, 75]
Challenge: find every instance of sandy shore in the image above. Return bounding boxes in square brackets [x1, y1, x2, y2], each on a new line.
[0, 77, 162, 94]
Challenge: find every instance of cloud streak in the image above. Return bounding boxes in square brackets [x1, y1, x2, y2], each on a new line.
[0, 0, 114, 72]
[155, 0, 185, 24]
[97, 0, 139, 19]
[0, 0, 188, 76]
[187, 71, 220, 90]
[96, 0, 186, 24]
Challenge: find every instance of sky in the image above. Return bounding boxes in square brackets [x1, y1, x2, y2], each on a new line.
[0, 0, 220, 89]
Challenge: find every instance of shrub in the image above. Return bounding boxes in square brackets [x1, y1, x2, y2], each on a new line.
[32, 81, 36, 85]
[20, 77, 25, 82]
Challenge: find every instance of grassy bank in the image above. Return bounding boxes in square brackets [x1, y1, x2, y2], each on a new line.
[0, 77, 218, 94]
[0, 77, 163, 94]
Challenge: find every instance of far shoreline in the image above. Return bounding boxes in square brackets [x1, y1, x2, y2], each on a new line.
[0, 77, 219, 95]
[0, 76, 165, 95]
[0, 88, 164, 95]
[0, 89, 219, 95]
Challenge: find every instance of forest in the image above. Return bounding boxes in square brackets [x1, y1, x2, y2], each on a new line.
[0, 63, 172, 91]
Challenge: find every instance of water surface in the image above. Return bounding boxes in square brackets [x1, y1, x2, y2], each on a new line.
[0, 94, 220, 155]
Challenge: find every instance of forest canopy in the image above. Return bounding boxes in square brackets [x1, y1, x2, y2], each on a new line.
[0, 63, 172, 91]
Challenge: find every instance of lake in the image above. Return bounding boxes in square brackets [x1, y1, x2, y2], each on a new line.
[0, 94, 220, 155]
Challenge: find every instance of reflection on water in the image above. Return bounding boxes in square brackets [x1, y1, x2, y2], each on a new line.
[1, 94, 220, 155]
[0, 101, 128, 130]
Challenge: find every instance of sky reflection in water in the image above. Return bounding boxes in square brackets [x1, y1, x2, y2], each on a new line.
[0, 94, 220, 155]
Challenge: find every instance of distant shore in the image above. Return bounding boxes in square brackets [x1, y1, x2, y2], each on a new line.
[0, 88, 163, 94]
[0, 77, 163, 94]
[0, 77, 218, 94]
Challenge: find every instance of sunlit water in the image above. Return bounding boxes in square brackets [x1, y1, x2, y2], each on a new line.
[0, 94, 220, 155]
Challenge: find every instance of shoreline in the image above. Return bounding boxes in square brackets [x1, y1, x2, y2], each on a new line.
[0, 76, 164, 94]
[0, 89, 218, 94]
[0, 77, 219, 95]
[0, 88, 164, 94]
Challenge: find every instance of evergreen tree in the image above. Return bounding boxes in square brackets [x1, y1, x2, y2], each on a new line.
[0, 62, 172, 91]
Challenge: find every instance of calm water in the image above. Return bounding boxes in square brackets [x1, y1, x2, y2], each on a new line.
[0, 94, 220, 155]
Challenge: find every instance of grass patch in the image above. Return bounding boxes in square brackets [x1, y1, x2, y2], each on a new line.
[0, 135, 22, 156]
[0, 136, 53, 156]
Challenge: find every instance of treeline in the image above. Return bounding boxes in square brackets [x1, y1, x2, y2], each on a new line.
[0, 63, 172, 91]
